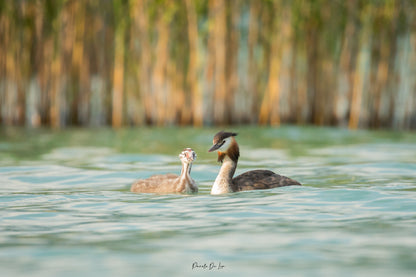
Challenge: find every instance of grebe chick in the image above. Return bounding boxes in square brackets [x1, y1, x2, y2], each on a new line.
[130, 148, 198, 194]
[208, 131, 301, 195]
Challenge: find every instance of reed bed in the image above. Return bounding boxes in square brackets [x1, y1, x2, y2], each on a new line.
[1, 0, 415, 129]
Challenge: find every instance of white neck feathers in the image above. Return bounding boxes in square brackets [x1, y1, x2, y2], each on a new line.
[179, 162, 197, 193]
[211, 155, 237, 195]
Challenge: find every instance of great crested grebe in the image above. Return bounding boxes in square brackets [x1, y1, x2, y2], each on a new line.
[208, 131, 301, 194]
[130, 148, 198, 194]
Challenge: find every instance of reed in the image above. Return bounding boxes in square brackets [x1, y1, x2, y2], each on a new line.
[0, 0, 415, 129]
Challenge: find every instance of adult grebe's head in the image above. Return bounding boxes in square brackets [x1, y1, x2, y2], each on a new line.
[208, 131, 239, 163]
[208, 131, 237, 152]
[179, 148, 197, 164]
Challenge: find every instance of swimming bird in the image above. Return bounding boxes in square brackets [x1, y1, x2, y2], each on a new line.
[130, 148, 198, 194]
[208, 131, 301, 194]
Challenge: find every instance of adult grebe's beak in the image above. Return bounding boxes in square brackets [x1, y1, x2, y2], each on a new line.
[208, 143, 221, 152]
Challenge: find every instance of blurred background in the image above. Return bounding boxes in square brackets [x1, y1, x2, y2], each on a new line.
[2, 2, 416, 276]
[0, 0, 415, 130]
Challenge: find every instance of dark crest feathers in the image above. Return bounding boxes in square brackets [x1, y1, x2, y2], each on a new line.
[213, 131, 237, 144]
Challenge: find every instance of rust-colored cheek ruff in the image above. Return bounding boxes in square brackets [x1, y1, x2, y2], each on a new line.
[227, 138, 240, 162]
[216, 138, 240, 163]
[217, 151, 226, 163]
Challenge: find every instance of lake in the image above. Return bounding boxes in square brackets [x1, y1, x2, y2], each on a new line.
[0, 126, 415, 277]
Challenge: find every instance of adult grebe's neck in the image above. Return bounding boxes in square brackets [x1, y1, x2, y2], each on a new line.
[211, 137, 240, 195]
[211, 155, 237, 194]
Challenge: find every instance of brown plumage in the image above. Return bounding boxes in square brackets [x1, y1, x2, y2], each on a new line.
[231, 170, 300, 191]
[208, 131, 301, 194]
[130, 148, 198, 194]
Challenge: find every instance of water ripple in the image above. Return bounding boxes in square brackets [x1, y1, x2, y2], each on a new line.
[1, 128, 416, 277]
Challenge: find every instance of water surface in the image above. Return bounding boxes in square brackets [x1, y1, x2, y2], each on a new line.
[1, 126, 415, 276]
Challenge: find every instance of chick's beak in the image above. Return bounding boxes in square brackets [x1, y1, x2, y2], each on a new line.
[187, 150, 196, 161]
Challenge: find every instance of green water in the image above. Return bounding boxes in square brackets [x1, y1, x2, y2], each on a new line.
[0, 126, 415, 277]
